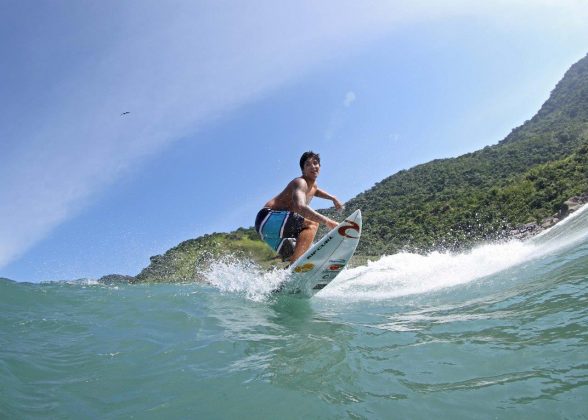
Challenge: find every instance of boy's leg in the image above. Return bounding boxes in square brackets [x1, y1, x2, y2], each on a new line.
[290, 219, 319, 263]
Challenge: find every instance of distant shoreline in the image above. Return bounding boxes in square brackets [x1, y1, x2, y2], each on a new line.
[507, 194, 588, 240]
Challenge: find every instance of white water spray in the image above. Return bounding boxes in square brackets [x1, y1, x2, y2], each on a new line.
[205, 205, 588, 302]
[320, 204, 588, 300]
[204, 255, 288, 301]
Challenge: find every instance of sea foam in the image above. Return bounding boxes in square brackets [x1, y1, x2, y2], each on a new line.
[204, 255, 288, 301]
[320, 204, 588, 301]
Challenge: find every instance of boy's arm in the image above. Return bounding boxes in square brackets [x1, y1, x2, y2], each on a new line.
[291, 180, 338, 229]
[314, 187, 344, 210]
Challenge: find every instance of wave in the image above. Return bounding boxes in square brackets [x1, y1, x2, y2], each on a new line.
[320, 204, 588, 301]
[204, 205, 588, 302]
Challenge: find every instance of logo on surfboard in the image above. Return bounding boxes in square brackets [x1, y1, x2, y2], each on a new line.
[338, 220, 360, 239]
[294, 263, 315, 273]
[306, 236, 333, 260]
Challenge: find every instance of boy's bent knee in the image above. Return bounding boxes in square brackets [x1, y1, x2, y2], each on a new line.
[304, 220, 319, 231]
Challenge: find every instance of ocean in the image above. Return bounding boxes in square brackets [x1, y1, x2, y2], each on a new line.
[1, 206, 587, 419]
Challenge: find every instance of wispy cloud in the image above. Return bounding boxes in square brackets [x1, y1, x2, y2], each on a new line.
[1, 0, 587, 268]
[0, 2, 399, 267]
[344, 91, 357, 107]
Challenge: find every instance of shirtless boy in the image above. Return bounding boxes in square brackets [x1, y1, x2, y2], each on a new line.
[255, 151, 343, 263]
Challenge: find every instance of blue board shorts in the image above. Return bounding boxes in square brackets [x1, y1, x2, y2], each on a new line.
[255, 208, 305, 260]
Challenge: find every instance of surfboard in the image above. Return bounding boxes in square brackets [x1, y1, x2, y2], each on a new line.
[278, 209, 362, 297]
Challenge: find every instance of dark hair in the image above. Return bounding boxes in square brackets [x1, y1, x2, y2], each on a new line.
[299, 151, 321, 171]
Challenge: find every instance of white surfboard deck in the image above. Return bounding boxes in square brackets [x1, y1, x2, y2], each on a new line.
[277, 209, 362, 297]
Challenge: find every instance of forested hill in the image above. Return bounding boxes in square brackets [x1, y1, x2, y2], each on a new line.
[331, 53, 588, 255]
[129, 53, 587, 283]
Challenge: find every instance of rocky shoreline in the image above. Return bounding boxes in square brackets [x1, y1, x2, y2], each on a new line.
[508, 194, 588, 240]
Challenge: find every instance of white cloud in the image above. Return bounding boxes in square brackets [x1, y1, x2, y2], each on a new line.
[344, 91, 357, 107]
[1, 0, 587, 268]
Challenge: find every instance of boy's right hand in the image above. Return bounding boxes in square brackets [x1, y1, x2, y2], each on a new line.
[326, 219, 338, 230]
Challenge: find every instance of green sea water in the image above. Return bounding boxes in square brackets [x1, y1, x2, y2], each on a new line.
[1, 207, 587, 419]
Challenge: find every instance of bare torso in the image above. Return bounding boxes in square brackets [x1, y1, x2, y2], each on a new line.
[264, 177, 317, 211]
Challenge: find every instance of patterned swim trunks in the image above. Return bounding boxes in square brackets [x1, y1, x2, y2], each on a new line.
[254, 208, 305, 260]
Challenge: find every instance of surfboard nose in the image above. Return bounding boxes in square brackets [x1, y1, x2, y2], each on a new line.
[348, 209, 362, 228]
[348, 209, 361, 219]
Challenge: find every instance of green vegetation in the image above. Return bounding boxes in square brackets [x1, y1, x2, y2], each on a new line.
[127, 53, 588, 283]
[337, 143, 587, 256]
[135, 227, 278, 283]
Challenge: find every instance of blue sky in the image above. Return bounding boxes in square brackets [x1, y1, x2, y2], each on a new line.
[1, 1, 587, 282]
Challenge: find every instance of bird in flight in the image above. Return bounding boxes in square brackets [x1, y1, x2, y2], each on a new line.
[120, 112, 130, 116]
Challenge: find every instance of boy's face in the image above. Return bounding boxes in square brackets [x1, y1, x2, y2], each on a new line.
[302, 157, 321, 179]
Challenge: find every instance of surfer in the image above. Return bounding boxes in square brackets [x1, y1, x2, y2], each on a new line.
[255, 151, 343, 263]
